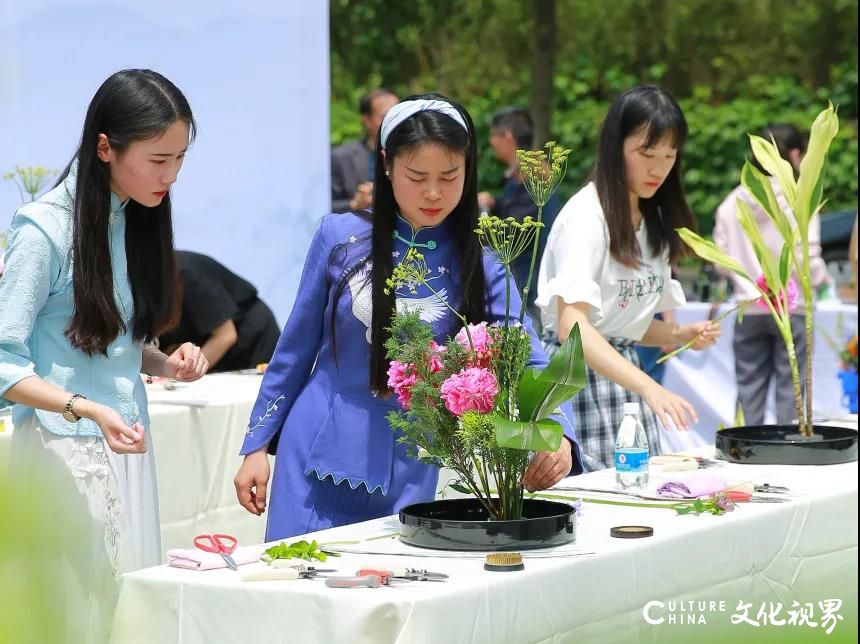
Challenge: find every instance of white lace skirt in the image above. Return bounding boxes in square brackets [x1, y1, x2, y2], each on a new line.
[11, 416, 161, 643]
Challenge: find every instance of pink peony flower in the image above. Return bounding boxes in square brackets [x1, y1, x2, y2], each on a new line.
[755, 274, 799, 314]
[454, 322, 495, 368]
[387, 360, 418, 410]
[428, 341, 446, 374]
[440, 367, 499, 416]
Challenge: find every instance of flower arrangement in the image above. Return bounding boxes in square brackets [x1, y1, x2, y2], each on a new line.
[820, 314, 858, 373]
[384, 142, 585, 521]
[676, 105, 840, 437]
[839, 335, 858, 372]
[4, 165, 58, 203]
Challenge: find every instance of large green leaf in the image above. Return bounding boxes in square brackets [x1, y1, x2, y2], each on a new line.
[517, 369, 551, 420]
[740, 161, 793, 242]
[493, 416, 563, 452]
[749, 134, 798, 206]
[676, 227, 753, 284]
[517, 323, 586, 421]
[796, 105, 839, 231]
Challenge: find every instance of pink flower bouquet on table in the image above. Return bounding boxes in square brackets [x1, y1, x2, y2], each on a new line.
[384, 143, 586, 521]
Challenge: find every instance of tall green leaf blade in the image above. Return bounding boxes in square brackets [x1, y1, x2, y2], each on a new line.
[517, 324, 586, 421]
[519, 376, 582, 423]
[736, 198, 782, 293]
[517, 368, 547, 421]
[740, 161, 793, 242]
[493, 416, 563, 452]
[778, 241, 793, 286]
[804, 172, 825, 239]
[796, 105, 839, 231]
[676, 227, 754, 284]
[534, 323, 586, 419]
[749, 134, 798, 206]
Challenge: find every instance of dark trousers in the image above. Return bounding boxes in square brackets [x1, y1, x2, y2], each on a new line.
[733, 314, 807, 425]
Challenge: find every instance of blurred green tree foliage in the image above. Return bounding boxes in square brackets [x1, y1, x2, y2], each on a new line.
[330, 0, 857, 233]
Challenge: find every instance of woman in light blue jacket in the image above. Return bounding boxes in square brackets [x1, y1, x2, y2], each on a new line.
[0, 69, 207, 642]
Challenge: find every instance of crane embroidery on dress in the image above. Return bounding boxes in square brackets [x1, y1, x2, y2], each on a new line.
[348, 263, 448, 343]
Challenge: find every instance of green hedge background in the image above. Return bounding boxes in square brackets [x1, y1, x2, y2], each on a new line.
[330, 0, 858, 236]
[332, 69, 857, 236]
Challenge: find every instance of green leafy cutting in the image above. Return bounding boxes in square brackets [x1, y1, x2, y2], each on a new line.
[673, 493, 735, 516]
[261, 539, 340, 563]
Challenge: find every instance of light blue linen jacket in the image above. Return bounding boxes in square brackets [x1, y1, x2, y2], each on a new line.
[0, 166, 150, 437]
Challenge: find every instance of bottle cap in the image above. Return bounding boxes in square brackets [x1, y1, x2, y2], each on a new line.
[623, 402, 640, 415]
[610, 525, 653, 539]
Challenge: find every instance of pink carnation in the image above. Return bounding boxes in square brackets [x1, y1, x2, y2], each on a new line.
[440, 367, 499, 416]
[428, 341, 446, 374]
[454, 322, 495, 368]
[755, 274, 799, 314]
[387, 360, 418, 410]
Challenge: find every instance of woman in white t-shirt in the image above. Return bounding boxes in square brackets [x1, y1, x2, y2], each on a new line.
[537, 85, 720, 471]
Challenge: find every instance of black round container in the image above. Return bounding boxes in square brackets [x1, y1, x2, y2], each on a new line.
[399, 498, 576, 551]
[715, 424, 858, 465]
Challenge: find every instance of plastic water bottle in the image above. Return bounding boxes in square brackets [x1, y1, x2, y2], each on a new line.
[615, 402, 649, 490]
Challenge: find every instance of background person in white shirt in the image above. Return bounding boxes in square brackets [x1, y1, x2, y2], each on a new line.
[537, 85, 720, 471]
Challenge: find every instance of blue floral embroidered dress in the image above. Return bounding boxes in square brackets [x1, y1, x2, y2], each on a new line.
[240, 212, 583, 540]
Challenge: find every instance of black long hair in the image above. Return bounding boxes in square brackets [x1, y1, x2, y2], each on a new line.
[330, 93, 485, 393]
[593, 85, 694, 267]
[58, 69, 195, 355]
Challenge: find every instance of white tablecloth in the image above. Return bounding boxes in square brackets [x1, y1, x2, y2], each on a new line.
[661, 301, 859, 453]
[111, 448, 858, 644]
[0, 373, 268, 554]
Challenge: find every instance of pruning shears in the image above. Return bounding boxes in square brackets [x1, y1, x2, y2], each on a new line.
[325, 567, 449, 588]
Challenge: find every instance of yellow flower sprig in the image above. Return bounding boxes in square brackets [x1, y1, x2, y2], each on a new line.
[384, 248, 431, 295]
[384, 247, 474, 350]
[516, 141, 571, 207]
[3, 166, 59, 203]
[475, 215, 543, 266]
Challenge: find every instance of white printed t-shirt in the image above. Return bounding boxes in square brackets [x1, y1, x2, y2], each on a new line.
[536, 182, 686, 341]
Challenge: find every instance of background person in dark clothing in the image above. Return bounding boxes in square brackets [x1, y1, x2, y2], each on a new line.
[159, 251, 281, 372]
[478, 107, 561, 325]
[330, 88, 398, 213]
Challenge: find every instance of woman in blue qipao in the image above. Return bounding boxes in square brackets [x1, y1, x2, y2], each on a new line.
[234, 94, 584, 540]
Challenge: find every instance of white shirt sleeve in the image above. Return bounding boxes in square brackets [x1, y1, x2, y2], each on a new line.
[536, 189, 608, 334]
[655, 274, 687, 313]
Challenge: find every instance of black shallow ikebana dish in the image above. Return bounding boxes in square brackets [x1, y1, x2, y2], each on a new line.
[398, 498, 576, 551]
[715, 424, 858, 465]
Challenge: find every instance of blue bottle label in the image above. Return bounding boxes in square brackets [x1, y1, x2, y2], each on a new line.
[615, 448, 649, 472]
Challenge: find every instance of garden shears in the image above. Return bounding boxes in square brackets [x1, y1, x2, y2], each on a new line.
[325, 567, 449, 588]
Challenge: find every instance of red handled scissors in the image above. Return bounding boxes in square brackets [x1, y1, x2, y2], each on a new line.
[194, 533, 239, 570]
